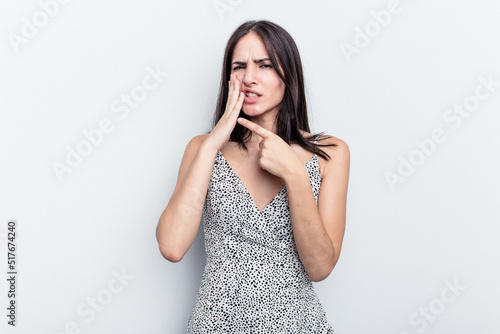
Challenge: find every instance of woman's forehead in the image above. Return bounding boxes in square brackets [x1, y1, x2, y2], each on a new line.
[232, 33, 270, 61]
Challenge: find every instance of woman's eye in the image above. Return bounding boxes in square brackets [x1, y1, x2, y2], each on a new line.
[232, 64, 272, 71]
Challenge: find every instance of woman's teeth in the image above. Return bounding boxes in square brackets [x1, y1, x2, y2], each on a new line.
[246, 92, 259, 98]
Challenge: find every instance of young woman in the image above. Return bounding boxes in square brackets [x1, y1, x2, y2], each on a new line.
[156, 20, 350, 333]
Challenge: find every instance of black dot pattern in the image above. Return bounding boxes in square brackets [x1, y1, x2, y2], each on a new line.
[186, 149, 334, 333]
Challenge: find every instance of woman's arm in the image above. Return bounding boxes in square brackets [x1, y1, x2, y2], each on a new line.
[156, 75, 245, 262]
[285, 137, 350, 282]
[236, 118, 350, 282]
[156, 135, 217, 262]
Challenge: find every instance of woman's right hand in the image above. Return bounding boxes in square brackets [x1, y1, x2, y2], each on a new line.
[204, 74, 245, 151]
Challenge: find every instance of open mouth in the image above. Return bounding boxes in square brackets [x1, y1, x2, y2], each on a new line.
[243, 89, 261, 98]
[245, 92, 260, 98]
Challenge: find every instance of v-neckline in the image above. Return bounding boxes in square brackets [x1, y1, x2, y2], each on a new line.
[217, 150, 317, 214]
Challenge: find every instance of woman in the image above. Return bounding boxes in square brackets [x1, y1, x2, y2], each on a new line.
[156, 20, 349, 333]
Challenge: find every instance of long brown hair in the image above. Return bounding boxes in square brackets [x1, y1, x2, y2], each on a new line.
[213, 20, 336, 160]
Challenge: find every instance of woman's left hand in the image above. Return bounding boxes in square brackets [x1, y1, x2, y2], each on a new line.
[237, 117, 303, 180]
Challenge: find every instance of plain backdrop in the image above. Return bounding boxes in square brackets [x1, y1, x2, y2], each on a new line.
[1, 0, 499, 333]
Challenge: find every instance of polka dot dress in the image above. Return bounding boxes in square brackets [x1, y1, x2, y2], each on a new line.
[186, 142, 334, 333]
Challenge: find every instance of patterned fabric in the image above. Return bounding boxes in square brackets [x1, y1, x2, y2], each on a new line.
[186, 141, 334, 333]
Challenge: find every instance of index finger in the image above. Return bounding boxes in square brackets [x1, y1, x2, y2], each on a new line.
[237, 118, 272, 138]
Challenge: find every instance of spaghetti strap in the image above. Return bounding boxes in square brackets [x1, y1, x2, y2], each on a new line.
[313, 134, 319, 153]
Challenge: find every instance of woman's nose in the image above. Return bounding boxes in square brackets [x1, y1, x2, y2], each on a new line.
[242, 65, 257, 86]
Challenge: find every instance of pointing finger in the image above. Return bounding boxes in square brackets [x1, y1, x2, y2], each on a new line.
[237, 118, 272, 138]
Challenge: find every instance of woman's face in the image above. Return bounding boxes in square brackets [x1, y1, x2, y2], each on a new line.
[231, 32, 285, 119]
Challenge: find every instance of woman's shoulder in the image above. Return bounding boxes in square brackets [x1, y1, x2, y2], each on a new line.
[301, 131, 350, 176]
[184, 133, 210, 150]
[321, 134, 349, 179]
[178, 133, 212, 164]
[191, 133, 211, 143]
[319, 134, 349, 154]
[300, 130, 349, 155]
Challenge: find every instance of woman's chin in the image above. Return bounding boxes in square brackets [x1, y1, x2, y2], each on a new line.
[241, 106, 264, 117]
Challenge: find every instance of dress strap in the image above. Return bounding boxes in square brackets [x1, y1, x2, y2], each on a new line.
[313, 134, 319, 153]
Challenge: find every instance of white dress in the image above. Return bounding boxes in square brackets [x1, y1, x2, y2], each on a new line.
[186, 140, 334, 333]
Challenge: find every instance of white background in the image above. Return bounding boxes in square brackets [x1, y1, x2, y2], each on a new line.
[1, 0, 499, 333]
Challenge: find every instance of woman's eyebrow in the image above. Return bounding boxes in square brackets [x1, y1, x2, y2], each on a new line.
[231, 58, 271, 65]
[254, 58, 270, 63]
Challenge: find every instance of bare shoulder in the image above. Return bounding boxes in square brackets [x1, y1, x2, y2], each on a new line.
[188, 133, 210, 147]
[180, 133, 211, 167]
[317, 134, 349, 157]
[316, 134, 350, 177]
[183, 133, 210, 155]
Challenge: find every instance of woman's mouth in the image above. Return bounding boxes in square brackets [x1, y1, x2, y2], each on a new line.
[243, 90, 261, 103]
